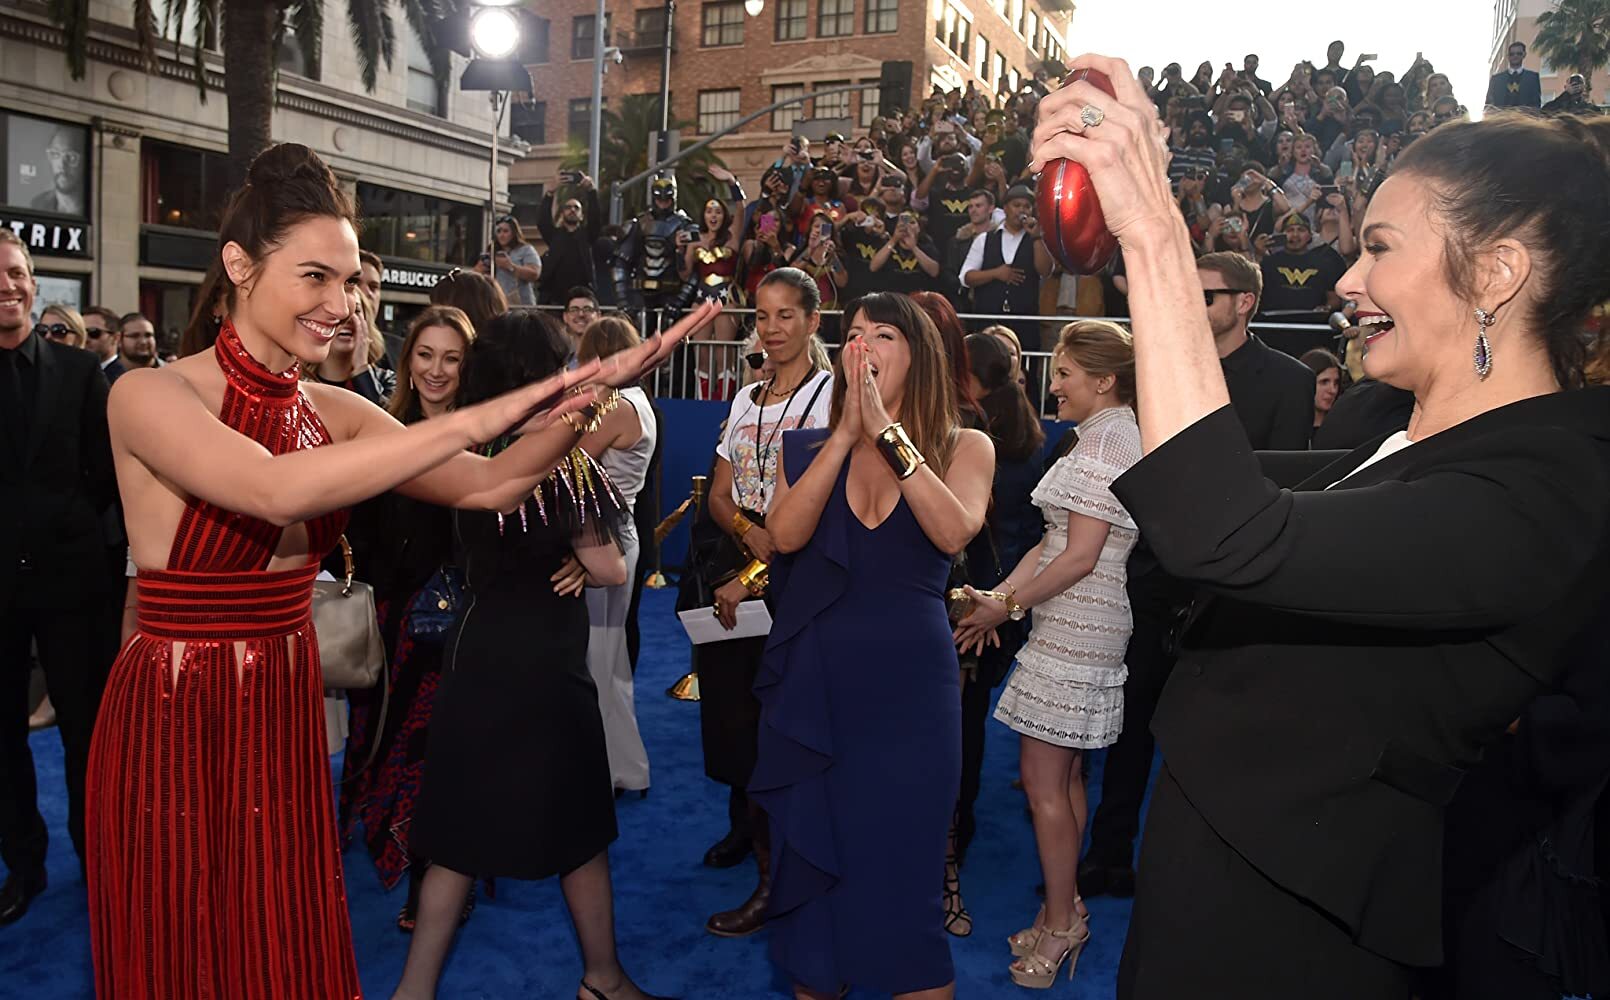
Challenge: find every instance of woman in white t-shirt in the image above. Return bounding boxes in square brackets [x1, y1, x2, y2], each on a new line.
[698, 267, 835, 940]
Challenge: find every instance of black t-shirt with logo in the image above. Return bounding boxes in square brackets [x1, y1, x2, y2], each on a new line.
[869, 234, 942, 296]
[925, 183, 973, 254]
[1259, 245, 1347, 313]
[840, 221, 886, 300]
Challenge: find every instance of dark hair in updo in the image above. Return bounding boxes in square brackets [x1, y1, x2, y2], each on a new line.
[1391, 112, 1610, 388]
[757, 266, 821, 313]
[215, 144, 358, 312]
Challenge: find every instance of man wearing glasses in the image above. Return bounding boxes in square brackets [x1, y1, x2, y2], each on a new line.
[537, 172, 602, 302]
[31, 128, 86, 216]
[562, 287, 600, 344]
[116, 313, 161, 370]
[81, 307, 126, 384]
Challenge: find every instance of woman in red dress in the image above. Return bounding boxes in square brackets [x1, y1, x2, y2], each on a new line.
[84, 143, 713, 999]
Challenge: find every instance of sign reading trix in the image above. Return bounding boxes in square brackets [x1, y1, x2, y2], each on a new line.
[3, 212, 91, 258]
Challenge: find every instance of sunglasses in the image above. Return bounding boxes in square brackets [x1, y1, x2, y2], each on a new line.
[745, 352, 766, 371]
[1202, 288, 1244, 306]
[34, 323, 74, 339]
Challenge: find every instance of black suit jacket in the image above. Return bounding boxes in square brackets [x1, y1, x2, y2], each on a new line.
[100, 356, 128, 385]
[0, 337, 118, 608]
[1220, 334, 1316, 451]
[1487, 69, 1543, 109]
[1112, 389, 1610, 967]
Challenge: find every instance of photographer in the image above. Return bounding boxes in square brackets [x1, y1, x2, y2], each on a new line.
[1306, 86, 1353, 150]
[1276, 133, 1335, 225]
[1544, 74, 1599, 115]
[868, 207, 941, 296]
[536, 171, 602, 300]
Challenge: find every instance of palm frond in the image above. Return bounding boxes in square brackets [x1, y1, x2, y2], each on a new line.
[45, 0, 89, 78]
[344, 0, 391, 91]
[289, 0, 324, 80]
[400, 0, 451, 85]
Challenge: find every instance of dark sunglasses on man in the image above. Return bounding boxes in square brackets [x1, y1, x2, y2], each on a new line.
[1202, 287, 1245, 307]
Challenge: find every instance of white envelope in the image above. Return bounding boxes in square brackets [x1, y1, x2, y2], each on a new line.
[678, 600, 773, 644]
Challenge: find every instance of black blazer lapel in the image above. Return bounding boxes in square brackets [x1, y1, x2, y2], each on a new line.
[24, 341, 60, 470]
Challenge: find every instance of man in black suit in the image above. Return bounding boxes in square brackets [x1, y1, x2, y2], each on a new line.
[0, 230, 118, 925]
[1487, 41, 1543, 110]
[80, 306, 126, 384]
[1080, 250, 1315, 897]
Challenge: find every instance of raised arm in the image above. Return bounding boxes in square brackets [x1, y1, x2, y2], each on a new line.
[1030, 55, 1231, 452]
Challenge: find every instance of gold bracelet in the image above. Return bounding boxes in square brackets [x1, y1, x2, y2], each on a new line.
[732, 511, 754, 539]
[736, 558, 769, 597]
[875, 422, 926, 480]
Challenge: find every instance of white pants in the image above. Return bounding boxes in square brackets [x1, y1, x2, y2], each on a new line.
[585, 530, 651, 791]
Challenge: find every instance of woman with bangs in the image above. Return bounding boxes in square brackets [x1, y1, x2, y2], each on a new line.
[753, 291, 996, 999]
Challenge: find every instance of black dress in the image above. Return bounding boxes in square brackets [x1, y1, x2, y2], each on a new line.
[410, 450, 625, 879]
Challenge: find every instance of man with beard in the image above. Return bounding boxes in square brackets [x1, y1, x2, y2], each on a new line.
[0, 231, 117, 925]
[536, 171, 602, 300]
[917, 119, 977, 174]
[944, 189, 1003, 308]
[1239, 53, 1272, 96]
[1258, 212, 1347, 314]
[30, 128, 85, 216]
[1168, 111, 1218, 186]
[116, 313, 161, 370]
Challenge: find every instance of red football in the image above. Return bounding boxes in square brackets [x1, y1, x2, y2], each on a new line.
[1037, 68, 1120, 275]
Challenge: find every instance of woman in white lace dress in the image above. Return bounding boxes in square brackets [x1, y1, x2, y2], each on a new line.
[954, 320, 1142, 989]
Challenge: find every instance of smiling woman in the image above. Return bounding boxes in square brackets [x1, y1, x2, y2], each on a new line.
[1028, 58, 1610, 1000]
[82, 143, 713, 1000]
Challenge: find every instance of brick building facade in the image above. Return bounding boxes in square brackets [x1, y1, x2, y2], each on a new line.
[509, 0, 1075, 226]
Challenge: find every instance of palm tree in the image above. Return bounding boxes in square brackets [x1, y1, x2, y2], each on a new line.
[48, 0, 455, 186]
[1533, 0, 1610, 91]
[563, 94, 730, 223]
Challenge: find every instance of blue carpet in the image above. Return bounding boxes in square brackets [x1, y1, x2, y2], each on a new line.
[1, 588, 1140, 998]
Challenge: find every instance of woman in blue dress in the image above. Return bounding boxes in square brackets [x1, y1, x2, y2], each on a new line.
[754, 292, 996, 999]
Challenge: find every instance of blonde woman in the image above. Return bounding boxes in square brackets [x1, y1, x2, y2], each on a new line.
[37, 303, 87, 349]
[955, 321, 1143, 989]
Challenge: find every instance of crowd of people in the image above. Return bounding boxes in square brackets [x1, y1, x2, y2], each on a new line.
[4, 34, 1610, 1000]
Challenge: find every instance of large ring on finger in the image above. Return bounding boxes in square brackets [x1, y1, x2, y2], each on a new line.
[1080, 104, 1106, 129]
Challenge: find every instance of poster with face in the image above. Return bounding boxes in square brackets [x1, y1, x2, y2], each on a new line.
[30, 274, 87, 323]
[6, 115, 89, 218]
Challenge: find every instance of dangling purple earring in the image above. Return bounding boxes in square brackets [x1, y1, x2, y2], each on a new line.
[1473, 307, 1496, 380]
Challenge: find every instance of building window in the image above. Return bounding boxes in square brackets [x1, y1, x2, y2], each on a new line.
[635, 7, 668, 43]
[276, 10, 320, 79]
[975, 35, 990, 79]
[775, 0, 807, 40]
[510, 183, 547, 231]
[569, 97, 608, 140]
[697, 89, 741, 134]
[701, 2, 744, 46]
[357, 182, 482, 265]
[936, 3, 969, 55]
[812, 80, 851, 119]
[1008, 67, 1021, 93]
[994, 52, 1008, 94]
[4, 112, 92, 219]
[771, 84, 806, 131]
[139, 140, 226, 230]
[864, 0, 897, 33]
[529, 17, 551, 62]
[405, 26, 445, 116]
[859, 77, 881, 126]
[573, 14, 610, 59]
[1026, 11, 1038, 53]
[818, 0, 854, 37]
[511, 100, 546, 144]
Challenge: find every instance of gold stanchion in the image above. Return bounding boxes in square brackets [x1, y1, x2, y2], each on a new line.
[659, 475, 709, 701]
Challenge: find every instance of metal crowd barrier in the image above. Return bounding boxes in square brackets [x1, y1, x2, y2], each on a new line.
[519, 304, 1338, 406]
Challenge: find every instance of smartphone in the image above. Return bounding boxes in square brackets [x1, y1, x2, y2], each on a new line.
[858, 149, 876, 162]
[1317, 184, 1340, 196]
[1225, 217, 1244, 234]
[560, 169, 582, 184]
[1218, 137, 1236, 155]
[1227, 109, 1246, 123]
[1358, 53, 1378, 62]
[1268, 233, 1289, 250]
[757, 214, 778, 236]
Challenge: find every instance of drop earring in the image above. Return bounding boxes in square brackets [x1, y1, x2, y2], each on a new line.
[1473, 307, 1496, 380]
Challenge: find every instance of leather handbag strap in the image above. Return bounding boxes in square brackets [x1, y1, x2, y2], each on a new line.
[336, 665, 388, 785]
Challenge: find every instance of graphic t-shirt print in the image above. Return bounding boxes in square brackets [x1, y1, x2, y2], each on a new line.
[732, 410, 823, 511]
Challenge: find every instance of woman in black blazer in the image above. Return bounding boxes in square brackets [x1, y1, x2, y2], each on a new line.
[1030, 61, 1610, 999]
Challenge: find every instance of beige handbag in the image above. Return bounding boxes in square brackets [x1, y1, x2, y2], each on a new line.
[311, 535, 386, 690]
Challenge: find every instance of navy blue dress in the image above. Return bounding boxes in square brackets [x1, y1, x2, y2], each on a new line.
[751, 429, 961, 994]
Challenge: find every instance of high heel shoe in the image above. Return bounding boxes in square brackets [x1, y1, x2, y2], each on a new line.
[578, 981, 678, 1000]
[942, 851, 972, 937]
[1009, 899, 1088, 958]
[1008, 917, 1090, 989]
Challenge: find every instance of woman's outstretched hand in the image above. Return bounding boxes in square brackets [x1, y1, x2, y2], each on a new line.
[463, 359, 604, 444]
[1028, 55, 1178, 244]
[589, 299, 724, 390]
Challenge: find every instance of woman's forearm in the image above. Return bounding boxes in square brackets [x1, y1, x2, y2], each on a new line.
[398, 422, 583, 512]
[999, 540, 1046, 593]
[1122, 218, 1233, 452]
[767, 436, 852, 553]
[1012, 544, 1099, 610]
[899, 465, 984, 555]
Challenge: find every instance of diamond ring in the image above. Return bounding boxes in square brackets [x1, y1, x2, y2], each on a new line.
[1080, 104, 1106, 129]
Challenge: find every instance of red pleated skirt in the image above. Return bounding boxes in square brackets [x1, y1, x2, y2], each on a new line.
[86, 566, 362, 999]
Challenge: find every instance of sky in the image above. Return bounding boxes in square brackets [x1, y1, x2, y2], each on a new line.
[1064, 0, 1493, 120]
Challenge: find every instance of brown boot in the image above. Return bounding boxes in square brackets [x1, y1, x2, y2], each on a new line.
[705, 806, 771, 938]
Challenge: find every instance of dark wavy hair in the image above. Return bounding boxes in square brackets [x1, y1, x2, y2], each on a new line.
[910, 290, 984, 425]
[965, 332, 1044, 462]
[1391, 112, 1610, 388]
[458, 308, 570, 408]
[430, 268, 508, 335]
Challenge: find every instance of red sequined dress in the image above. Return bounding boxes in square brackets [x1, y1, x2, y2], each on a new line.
[85, 321, 361, 999]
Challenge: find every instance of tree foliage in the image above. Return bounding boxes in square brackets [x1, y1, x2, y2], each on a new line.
[1534, 0, 1610, 89]
[562, 94, 732, 222]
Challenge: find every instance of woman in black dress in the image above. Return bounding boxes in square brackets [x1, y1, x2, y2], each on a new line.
[338, 306, 473, 924]
[395, 310, 671, 1000]
[1031, 63, 1610, 999]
